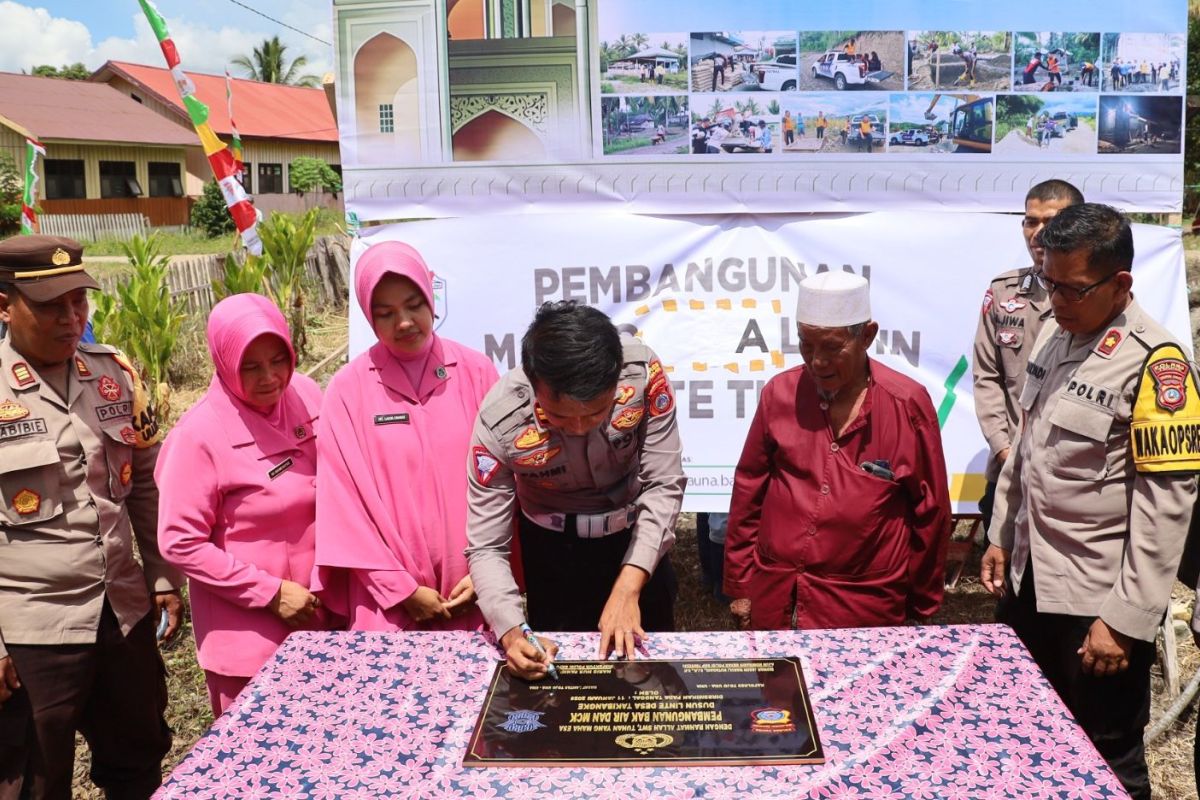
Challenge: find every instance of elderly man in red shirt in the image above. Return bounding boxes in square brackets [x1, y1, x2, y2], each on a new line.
[725, 272, 952, 630]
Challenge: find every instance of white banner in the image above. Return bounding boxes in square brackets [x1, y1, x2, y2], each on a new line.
[351, 212, 1189, 512]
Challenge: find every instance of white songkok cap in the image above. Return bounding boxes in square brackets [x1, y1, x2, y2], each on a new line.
[795, 272, 871, 328]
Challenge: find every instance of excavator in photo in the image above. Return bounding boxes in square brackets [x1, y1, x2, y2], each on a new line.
[924, 93, 993, 153]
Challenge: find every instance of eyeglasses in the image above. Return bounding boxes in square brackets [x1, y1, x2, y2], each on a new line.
[1033, 270, 1117, 302]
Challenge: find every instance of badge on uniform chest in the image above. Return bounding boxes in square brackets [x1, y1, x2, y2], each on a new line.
[97, 375, 122, 402]
[0, 400, 29, 421]
[374, 413, 410, 425]
[268, 458, 294, 480]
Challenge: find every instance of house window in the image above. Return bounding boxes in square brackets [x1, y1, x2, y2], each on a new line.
[379, 103, 394, 133]
[257, 163, 283, 194]
[44, 159, 85, 199]
[241, 161, 253, 193]
[131, 93, 143, 104]
[99, 161, 142, 198]
[148, 162, 183, 197]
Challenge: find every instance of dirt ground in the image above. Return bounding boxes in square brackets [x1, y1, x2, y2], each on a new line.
[908, 50, 1011, 91]
[1009, 70, 1098, 93]
[993, 120, 1097, 155]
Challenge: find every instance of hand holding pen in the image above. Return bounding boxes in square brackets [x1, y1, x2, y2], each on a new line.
[500, 623, 560, 681]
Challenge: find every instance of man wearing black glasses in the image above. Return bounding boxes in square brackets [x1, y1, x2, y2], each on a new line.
[980, 203, 1200, 800]
[972, 180, 1083, 532]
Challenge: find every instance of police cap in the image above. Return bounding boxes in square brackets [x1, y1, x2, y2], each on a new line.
[0, 235, 98, 302]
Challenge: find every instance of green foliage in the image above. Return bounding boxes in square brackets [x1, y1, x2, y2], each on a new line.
[212, 253, 271, 301]
[768, 100, 781, 116]
[1013, 32, 1099, 68]
[288, 157, 342, 195]
[600, 82, 614, 94]
[31, 62, 90, 80]
[232, 36, 320, 87]
[798, 31, 855, 52]
[0, 153, 21, 205]
[995, 95, 1047, 141]
[258, 209, 319, 357]
[190, 181, 236, 238]
[91, 234, 186, 423]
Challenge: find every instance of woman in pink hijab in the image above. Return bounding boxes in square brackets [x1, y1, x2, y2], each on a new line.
[157, 293, 327, 717]
[313, 241, 498, 631]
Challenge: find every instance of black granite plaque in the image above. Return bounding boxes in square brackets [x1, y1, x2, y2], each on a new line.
[463, 658, 824, 767]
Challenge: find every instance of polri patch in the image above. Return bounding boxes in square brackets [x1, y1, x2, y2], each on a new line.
[12, 488, 40, 516]
[11, 363, 33, 387]
[1000, 298, 1027, 314]
[473, 446, 501, 485]
[97, 375, 122, 401]
[997, 330, 1020, 347]
[120, 426, 138, 445]
[268, 458, 294, 480]
[514, 447, 561, 468]
[96, 401, 132, 422]
[0, 400, 29, 422]
[1063, 379, 1118, 411]
[612, 407, 643, 431]
[981, 288, 993, 315]
[615, 385, 636, 405]
[1130, 343, 1200, 473]
[374, 413, 411, 426]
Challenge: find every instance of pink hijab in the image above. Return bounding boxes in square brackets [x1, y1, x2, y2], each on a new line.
[355, 241, 437, 381]
[205, 293, 305, 451]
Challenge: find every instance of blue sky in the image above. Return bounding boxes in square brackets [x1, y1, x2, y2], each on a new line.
[0, 0, 333, 77]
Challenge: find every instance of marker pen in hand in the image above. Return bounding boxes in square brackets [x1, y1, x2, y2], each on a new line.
[520, 623, 559, 681]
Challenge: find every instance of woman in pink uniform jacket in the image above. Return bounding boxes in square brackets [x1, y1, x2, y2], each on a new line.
[157, 293, 327, 717]
[313, 242, 498, 631]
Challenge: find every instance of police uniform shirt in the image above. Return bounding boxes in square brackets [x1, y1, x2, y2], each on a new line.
[988, 299, 1199, 642]
[0, 338, 181, 658]
[465, 337, 687, 637]
[972, 267, 1052, 481]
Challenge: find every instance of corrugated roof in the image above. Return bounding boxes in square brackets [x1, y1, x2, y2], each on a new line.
[97, 61, 338, 143]
[0, 71, 199, 146]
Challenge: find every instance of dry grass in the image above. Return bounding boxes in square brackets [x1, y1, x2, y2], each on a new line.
[67, 307, 1199, 797]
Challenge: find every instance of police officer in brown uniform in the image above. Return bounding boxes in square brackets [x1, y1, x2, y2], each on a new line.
[980, 205, 1199, 800]
[0, 236, 184, 799]
[972, 179, 1082, 530]
[466, 302, 685, 679]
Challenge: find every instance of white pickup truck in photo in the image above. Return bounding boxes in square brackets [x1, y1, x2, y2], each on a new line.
[810, 51, 894, 90]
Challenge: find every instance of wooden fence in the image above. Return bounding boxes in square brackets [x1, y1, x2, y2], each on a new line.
[96, 234, 351, 316]
[41, 213, 149, 241]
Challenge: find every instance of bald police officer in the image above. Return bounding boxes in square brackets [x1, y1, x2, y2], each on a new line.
[980, 205, 1199, 799]
[466, 302, 685, 679]
[0, 236, 184, 799]
[972, 179, 1082, 530]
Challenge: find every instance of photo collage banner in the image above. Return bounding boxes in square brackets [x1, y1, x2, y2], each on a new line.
[332, 1, 1188, 217]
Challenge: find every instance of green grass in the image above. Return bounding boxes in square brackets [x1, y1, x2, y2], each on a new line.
[80, 209, 344, 257]
[603, 136, 654, 154]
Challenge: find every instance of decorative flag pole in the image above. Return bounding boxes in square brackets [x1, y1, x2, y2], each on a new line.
[137, 0, 261, 255]
[225, 68, 245, 182]
[19, 137, 45, 234]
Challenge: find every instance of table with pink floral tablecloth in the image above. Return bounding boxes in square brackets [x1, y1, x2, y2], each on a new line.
[156, 624, 1126, 799]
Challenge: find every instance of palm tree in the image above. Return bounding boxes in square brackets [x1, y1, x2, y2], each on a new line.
[232, 36, 320, 87]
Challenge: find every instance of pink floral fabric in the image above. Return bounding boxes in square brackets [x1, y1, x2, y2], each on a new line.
[156, 625, 1127, 799]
